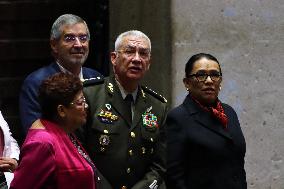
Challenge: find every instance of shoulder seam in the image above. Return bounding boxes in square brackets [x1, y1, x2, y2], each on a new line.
[83, 77, 104, 87]
[141, 86, 167, 103]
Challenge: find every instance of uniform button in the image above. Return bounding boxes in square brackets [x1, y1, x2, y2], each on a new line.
[150, 137, 154, 142]
[130, 132, 136, 138]
[129, 149, 133, 156]
[141, 147, 146, 154]
[103, 129, 109, 134]
[150, 148, 154, 154]
[126, 168, 131, 173]
[100, 147, 105, 152]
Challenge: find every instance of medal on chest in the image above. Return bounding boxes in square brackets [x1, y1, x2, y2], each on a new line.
[142, 106, 159, 131]
[97, 104, 118, 124]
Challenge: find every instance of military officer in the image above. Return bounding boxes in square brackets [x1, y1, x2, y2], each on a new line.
[78, 30, 167, 189]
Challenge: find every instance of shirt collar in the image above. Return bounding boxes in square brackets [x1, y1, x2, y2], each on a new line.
[115, 79, 138, 103]
[56, 61, 83, 80]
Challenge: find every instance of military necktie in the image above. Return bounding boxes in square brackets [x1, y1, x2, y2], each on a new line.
[124, 94, 133, 124]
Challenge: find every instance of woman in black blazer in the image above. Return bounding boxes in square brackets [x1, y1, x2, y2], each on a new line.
[166, 53, 247, 189]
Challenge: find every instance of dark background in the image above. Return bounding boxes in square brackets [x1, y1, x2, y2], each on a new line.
[0, 0, 109, 144]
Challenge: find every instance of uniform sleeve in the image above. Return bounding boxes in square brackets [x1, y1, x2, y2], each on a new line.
[19, 78, 42, 134]
[10, 140, 56, 189]
[132, 105, 168, 189]
[165, 113, 188, 189]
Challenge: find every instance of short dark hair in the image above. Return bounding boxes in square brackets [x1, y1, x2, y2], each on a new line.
[39, 72, 83, 120]
[185, 53, 222, 78]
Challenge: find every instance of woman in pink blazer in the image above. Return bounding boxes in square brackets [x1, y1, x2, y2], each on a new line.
[11, 73, 97, 189]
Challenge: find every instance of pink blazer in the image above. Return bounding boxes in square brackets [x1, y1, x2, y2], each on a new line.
[11, 119, 96, 189]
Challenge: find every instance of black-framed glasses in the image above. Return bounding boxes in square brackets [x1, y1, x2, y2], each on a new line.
[63, 34, 89, 43]
[188, 73, 222, 82]
[116, 47, 150, 60]
[70, 96, 88, 108]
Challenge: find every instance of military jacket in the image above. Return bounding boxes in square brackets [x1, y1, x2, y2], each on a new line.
[79, 76, 167, 189]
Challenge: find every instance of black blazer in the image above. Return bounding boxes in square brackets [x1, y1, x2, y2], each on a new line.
[166, 95, 247, 189]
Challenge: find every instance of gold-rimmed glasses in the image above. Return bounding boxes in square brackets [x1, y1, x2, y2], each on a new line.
[70, 96, 88, 109]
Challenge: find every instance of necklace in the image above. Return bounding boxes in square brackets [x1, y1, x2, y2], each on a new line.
[68, 134, 95, 167]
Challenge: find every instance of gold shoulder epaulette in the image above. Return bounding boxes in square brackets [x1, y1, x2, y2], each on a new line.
[141, 86, 167, 103]
[82, 77, 104, 87]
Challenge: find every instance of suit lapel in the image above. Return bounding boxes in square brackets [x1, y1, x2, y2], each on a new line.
[183, 95, 232, 140]
[194, 112, 232, 140]
[51, 62, 61, 72]
[131, 89, 148, 130]
[105, 77, 132, 126]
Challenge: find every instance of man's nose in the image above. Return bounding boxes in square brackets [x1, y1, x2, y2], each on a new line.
[74, 37, 83, 47]
[132, 51, 142, 61]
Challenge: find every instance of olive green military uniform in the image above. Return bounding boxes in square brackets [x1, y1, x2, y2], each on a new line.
[79, 75, 167, 189]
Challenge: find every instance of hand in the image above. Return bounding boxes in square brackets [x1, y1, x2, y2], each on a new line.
[0, 157, 18, 172]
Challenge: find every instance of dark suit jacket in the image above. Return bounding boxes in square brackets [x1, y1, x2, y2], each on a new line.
[78, 76, 167, 189]
[166, 95, 247, 189]
[19, 62, 103, 134]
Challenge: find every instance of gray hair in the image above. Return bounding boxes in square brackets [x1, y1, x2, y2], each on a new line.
[114, 30, 151, 52]
[50, 14, 90, 40]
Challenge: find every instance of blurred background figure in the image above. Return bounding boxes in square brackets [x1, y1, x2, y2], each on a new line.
[11, 73, 97, 189]
[0, 111, 19, 189]
[19, 14, 103, 135]
[166, 53, 247, 189]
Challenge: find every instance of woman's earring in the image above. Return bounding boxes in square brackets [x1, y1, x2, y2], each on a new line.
[219, 86, 222, 91]
[186, 88, 189, 91]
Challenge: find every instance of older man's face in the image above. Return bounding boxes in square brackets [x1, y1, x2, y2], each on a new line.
[51, 23, 89, 66]
[111, 35, 151, 82]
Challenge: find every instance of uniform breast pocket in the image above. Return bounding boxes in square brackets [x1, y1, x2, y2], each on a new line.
[140, 126, 159, 155]
[90, 124, 117, 155]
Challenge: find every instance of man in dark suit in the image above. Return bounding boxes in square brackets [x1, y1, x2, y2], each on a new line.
[79, 30, 167, 189]
[19, 14, 103, 134]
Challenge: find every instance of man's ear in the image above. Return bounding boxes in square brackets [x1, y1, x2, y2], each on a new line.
[110, 52, 118, 66]
[146, 62, 151, 70]
[50, 39, 58, 54]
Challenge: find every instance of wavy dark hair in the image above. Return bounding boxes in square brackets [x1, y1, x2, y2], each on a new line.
[185, 53, 222, 78]
[38, 72, 83, 120]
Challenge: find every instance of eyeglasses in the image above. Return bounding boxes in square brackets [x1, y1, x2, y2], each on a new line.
[63, 34, 89, 43]
[116, 48, 150, 60]
[70, 96, 88, 108]
[188, 73, 222, 82]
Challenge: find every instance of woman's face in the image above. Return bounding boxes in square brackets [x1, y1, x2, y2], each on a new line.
[184, 57, 222, 106]
[61, 90, 88, 131]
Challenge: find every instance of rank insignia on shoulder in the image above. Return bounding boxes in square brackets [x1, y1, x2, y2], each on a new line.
[82, 77, 104, 87]
[97, 104, 118, 124]
[141, 86, 167, 103]
[142, 107, 159, 131]
[108, 82, 114, 93]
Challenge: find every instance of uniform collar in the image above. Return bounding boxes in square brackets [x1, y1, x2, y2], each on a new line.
[115, 78, 138, 103]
